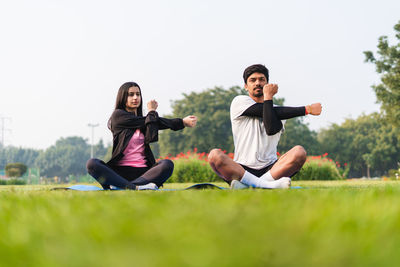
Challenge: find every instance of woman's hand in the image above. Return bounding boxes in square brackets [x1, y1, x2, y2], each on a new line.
[183, 115, 197, 127]
[147, 100, 158, 112]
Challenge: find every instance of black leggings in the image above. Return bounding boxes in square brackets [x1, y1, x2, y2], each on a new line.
[86, 158, 174, 189]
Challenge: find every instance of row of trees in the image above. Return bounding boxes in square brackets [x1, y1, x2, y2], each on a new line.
[0, 137, 108, 178]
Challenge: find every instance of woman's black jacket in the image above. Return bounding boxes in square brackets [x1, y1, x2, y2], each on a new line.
[106, 109, 184, 167]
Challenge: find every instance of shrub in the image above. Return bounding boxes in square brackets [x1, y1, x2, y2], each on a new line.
[5, 163, 28, 177]
[295, 155, 343, 180]
[0, 178, 27, 185]
[162, 150, 221, 183]
[6, 178, 27, 185]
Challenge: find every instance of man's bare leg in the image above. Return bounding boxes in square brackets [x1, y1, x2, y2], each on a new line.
[208, 149, 290, 188]
[261, 145, 307, 180]
[208, 149, 245, 183]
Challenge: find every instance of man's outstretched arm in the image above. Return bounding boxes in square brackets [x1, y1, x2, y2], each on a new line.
[242, 102, 322, 119]
[240, 84, 322, 135]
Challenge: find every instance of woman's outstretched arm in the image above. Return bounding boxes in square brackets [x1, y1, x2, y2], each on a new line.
[157, 115, 197, 130]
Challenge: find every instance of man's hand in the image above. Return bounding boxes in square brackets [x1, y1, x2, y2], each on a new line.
[183, 115, 197, 127]
[147, 100, 158, 112]
[306, 103, 322, 115]
[263, 84, 278, 100]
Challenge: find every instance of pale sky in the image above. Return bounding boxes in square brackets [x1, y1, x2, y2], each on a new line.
[1, 0, 399, 149]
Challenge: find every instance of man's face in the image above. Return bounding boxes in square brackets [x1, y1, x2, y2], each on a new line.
[245, 72, 267, 98]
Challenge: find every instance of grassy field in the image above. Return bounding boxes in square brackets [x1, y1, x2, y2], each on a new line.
[1, 180, 400, 267]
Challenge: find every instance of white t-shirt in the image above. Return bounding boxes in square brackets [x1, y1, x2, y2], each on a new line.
[230, 95, 285, 169]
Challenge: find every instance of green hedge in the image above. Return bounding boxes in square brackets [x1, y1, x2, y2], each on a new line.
[166, 154, 220, 183]
[295, 158, 343, 180]
[164, 152, 344, 183]
[0, 178, 27, 185]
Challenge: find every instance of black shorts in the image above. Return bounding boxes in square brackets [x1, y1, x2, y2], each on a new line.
[240, 161, 277, 177]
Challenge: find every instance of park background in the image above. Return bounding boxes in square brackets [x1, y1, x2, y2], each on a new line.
[0, 0, 400, 182]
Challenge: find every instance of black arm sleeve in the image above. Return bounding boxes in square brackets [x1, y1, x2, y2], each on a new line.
[241, 103, 306, 120]
[263, 100, 283, 135]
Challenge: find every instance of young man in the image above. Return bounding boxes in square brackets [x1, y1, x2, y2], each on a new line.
[208, 64, 322, 189]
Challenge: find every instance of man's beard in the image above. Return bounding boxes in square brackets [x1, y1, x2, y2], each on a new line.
[252, 86, 263, 97]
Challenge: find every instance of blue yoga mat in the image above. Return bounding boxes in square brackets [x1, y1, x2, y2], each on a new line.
[53, 183, 227, 191]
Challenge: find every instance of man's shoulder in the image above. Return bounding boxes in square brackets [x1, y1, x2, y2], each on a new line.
[230, 95, 255, 119]
[232, 95, 252, 103]
[231, 95, 255, 108]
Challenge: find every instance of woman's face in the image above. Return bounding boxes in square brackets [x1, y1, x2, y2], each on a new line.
[125, 86, 141, 113]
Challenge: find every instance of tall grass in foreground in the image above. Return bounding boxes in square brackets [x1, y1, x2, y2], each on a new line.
[1, 181, 400, 267]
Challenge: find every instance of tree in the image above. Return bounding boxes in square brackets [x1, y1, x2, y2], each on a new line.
[278, 118, 320, 155]
[159, 86, 246, 156]
[5, 162, 27, 177]
[92, 139, 108, 160]
[0, 147, 40, 169]
[364, 20, 400, 128]
[318, 113, 400, 177]
[35, 136, 107, 178]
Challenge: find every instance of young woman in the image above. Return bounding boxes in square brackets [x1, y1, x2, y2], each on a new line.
[86, 82, 197, 190]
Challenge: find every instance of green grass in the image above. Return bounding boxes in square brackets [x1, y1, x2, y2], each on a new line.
[1, 180, 400, 266]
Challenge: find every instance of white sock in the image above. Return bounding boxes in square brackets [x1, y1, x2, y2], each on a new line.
[260, 170, 275, 181]
[137, 183, 158, 190]
[240, 171, 262, 188]
[240, 171, 291, 189]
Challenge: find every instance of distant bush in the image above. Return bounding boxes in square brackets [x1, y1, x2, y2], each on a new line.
[5, 163, 28, 177]
[162, 150, 220, 183]
[0, 178, 27, 185]
[296, 154, 344, 180]
[7, 178, 27, 185]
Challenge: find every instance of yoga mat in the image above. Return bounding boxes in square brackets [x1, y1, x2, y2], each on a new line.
[53, 183, 227, 191]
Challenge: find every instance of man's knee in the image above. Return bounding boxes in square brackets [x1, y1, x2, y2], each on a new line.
[292, 145, 307, 166]
[208, 149, 225, 168]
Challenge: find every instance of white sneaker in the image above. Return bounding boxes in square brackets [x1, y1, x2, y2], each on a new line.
[137, 183, 159, 190]
[230, 180, 250, 190]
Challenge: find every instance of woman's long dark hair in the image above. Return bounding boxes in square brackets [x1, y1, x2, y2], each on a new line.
[115, 82, 143, 116]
